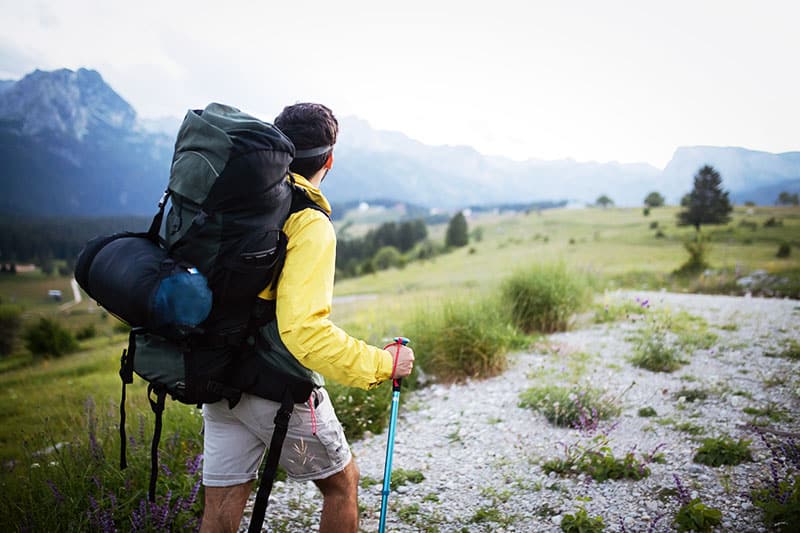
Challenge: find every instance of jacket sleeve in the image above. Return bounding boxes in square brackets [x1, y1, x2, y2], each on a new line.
[274, 209, 395, 389]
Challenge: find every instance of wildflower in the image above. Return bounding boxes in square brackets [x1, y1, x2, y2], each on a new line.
[186, 453, 203, 476]
[46, 479, 65, 504]
[673, 474, 690, 505]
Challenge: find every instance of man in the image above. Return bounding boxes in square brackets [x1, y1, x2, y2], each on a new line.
[200, 103, 415, 533]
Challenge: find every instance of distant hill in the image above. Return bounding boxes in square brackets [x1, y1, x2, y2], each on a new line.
[0, 68, 798, 216]
[662, 146, 800, 204]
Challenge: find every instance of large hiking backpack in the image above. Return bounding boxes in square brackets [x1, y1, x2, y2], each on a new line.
[74, 103, 324, 532]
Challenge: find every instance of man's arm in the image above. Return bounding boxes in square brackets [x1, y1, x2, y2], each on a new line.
[275, 210, 401, 389]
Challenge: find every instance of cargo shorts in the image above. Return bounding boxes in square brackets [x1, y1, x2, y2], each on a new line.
[202, 388, 352, 486]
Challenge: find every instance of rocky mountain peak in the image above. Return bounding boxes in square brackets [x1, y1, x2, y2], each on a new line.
[0, 68, 136, 140]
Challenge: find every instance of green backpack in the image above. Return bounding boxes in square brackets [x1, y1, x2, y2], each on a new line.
[77, 103, 325, 531]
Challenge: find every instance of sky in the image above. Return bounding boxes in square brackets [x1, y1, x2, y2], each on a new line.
[1, 0, 798, 169]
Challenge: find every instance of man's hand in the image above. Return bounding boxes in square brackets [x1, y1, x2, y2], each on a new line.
[388, 345, 414, 379]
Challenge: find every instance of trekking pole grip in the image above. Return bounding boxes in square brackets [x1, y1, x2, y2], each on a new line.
[390, 337, 409, 391]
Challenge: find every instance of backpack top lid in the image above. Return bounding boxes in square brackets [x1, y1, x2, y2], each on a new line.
[169, 103, 295, 206]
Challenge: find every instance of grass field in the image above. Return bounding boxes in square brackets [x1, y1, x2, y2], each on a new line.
[0, 204, 798, 527]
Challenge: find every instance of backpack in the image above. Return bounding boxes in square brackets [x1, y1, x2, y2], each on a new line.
[74, 103, 326, 532]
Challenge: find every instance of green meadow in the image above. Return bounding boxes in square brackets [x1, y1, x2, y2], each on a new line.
[0, 204, 798, 529]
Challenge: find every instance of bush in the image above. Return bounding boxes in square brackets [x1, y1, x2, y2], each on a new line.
[675, 233, 710, 275]
[0, 304, 23, 356]
[630, 313, 683, 372]
[638, 406, 657, 417]
[518, 384, 620, 428]
[327, 381, 392, 441]
[561, 507, 605, 532]
[371, 245, 404, 270]
[23, 317, 79, 357]
[403, 294, 526, 383]
[674, 499, 723, 532]
[500, 262, 590, 333]
[777, 242, 791, 258]
[693, 435, 753, 467]
[75, 324, 97, 341]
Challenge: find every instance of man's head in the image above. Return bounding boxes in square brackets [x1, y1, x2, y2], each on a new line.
[275, 103, 338, 181]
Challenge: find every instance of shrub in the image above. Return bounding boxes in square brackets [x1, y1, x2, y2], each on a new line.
[673, 474, 723, 532]
[693, 435, 753, 467]
[327, 381, 392, 440]
[75, 324, 97, 341]
[675, 234, 711, 275]
[751, 429, 800, 531]
[500, 262, 590, 333]
[23, 317, 79, 357]
[674, 499, 723, 532]
[0, 304, 23, 356]
[561, 507, 605, 532]
[371, 245, 405, 270]
[518, 384, 620, 428]
[638, 406, 657, 417]
[649, 221, 659, 229]
[403, 294, 526, 383]
[776, 242, 791, 258]
[630, 309, 691, 372]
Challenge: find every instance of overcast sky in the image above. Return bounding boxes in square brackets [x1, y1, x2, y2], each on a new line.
[1, 0, 798, 168]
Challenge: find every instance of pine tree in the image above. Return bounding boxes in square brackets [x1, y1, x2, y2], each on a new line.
[445, 211, 469, 248]
[677, 165, 732, 231]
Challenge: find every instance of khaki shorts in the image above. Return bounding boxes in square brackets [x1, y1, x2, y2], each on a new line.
[202, 388, 352, 486]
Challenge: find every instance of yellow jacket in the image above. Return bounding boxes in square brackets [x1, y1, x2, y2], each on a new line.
[258, 174, 394, 389]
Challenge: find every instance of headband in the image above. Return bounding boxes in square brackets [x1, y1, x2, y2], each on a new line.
[294, 145, 333, 159]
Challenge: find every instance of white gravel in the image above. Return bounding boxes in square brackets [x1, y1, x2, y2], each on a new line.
[248, 291, 800, 532]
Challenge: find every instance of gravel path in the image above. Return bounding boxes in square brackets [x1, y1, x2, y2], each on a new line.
[251, 291, 800, 532]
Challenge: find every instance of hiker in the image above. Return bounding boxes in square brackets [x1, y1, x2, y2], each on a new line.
[200, 102, 415, 533]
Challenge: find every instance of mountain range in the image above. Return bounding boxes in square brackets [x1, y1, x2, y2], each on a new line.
[0, 68, 798, 216]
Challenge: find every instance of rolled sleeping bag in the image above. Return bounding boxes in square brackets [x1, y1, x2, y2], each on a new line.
[75, 233, 212, 332]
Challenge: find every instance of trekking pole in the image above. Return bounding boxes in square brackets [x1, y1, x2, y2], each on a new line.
[379, 336, 409, 533]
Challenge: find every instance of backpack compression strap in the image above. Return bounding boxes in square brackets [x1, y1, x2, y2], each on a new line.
[118, 329, 138, 470]
[248, 388, 294, 533]
[147, 384, 168, 502]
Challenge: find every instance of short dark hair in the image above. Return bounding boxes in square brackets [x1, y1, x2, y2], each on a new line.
[274, 103, 338, 179]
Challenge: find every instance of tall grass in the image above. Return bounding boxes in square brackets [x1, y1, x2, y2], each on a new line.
[500, 262, 591, 333]
[403, 293, 529, 383]
[0, 396, 204, 531]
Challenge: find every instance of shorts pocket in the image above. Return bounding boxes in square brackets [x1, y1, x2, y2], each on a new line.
[315, 419, 349, 466]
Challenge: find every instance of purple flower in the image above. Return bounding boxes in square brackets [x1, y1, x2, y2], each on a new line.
[46, 479, 64, 504]
[186, 453, 203, 476]
[673, 474, 690, 505]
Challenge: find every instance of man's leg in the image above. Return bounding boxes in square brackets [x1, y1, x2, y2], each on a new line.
[200, 481, 253, 533]
[314, 458, 360, 533]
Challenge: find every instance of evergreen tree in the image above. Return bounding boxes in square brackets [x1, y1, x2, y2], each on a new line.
[445, 211, 469, 248]
[776, 191, 799, 206]
[677, 165, 732, 231]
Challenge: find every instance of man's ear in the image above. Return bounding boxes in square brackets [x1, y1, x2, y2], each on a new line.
[324, 152, 334, 170]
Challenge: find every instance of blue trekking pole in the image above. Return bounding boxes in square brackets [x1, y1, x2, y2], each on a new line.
[379, 336, 409, 532]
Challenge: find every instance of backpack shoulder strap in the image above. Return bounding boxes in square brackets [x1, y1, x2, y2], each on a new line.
[289, 183, 330, 220]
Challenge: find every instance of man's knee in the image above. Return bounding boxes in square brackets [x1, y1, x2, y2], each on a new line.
[201, 482, 253, 533]
[315, 459, 359, 497]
